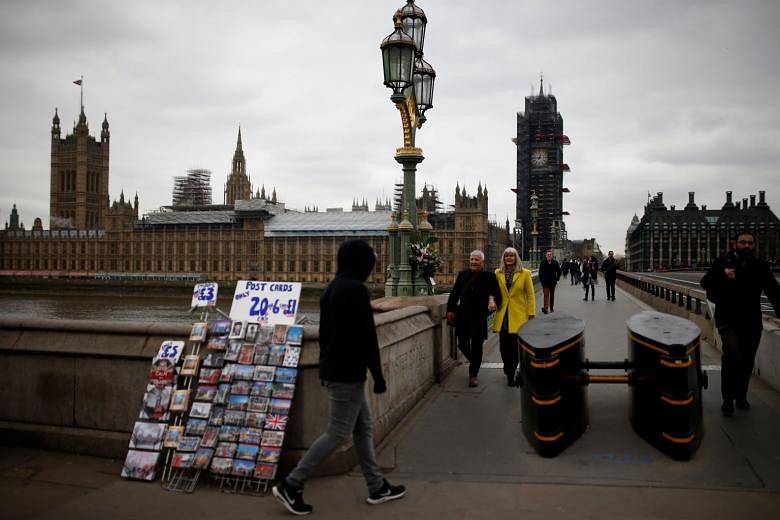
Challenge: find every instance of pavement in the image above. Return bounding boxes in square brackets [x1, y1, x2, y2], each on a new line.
[3, 281, 780, 519]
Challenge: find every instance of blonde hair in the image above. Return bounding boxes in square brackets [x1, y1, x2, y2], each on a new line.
[500, 247, 523, 272]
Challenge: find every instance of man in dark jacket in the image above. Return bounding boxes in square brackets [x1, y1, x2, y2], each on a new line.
[700, 231, 780, 416]
[446, 250, 501, 387]
[538, 250, 561, 313]
[273, 240, 405, 515]
[600, 250, 618, 301]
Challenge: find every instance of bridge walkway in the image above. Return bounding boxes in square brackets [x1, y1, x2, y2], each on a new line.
[2, 282, 779, 518]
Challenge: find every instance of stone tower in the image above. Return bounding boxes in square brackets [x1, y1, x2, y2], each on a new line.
[224, 127, 252, 205]
[49, 106, 110, 229]
[514, 76, 570, 258]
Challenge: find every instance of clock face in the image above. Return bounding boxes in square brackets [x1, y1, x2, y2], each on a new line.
[531, 149, 547, 166]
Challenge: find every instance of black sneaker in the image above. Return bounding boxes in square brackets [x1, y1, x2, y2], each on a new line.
[272, 480, 313, 515]
[366, 479, 406, 505]
[736, 398, 751, 411]
[721, 399, 735, 416]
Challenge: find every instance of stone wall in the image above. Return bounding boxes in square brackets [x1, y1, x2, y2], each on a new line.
[0, 299, 449, 473]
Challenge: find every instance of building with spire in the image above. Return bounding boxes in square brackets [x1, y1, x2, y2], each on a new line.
[224, 127, 252, 205]
[514, 76, 571, 260]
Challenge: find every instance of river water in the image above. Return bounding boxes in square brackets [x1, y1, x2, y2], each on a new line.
[0, 291, 319, 323]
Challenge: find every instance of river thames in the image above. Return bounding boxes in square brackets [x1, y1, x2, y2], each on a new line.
[0, 288, 320, 323]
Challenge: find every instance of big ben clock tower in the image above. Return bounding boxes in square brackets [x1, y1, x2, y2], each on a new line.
[514, 76, 570, 260]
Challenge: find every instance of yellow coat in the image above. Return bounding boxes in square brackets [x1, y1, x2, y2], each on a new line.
[492, 268, 536, 334]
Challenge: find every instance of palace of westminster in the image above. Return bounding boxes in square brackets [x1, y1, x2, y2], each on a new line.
[2, 87, 778, 285]
[0, 104, 510, 285]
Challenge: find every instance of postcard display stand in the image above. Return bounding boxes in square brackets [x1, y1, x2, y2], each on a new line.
[122, 281, 303, 496]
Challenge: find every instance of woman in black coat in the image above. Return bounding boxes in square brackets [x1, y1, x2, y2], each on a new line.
[446, 250, 501, 387]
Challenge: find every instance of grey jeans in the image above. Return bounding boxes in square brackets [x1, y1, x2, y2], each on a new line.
[286, 381, 384, 493]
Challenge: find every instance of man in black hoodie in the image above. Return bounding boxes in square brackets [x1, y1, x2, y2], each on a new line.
[701, 230, 780, 416]
[273, 239, 405, 515]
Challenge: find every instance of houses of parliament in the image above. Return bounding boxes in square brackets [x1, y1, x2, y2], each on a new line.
[0, 105, 510, 285]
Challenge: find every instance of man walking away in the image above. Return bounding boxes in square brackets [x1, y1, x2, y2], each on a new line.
[700, 231, 780, 417]
[272, 239, 404, 515]
[538, 250, 561, 313]
[601, 250, 618, 301]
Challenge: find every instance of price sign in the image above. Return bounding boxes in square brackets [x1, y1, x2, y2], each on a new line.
[191, 283, 218, 308]
[229, 280, 302, 325]
[153, 340, 185, 365]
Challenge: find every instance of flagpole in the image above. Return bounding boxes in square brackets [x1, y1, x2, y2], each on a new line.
[80, 75, 83, 110]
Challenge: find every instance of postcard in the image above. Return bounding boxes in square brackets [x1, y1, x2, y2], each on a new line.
[189, 401, 212, 419]
[253, 345, 269, 365]
[233, 364, 255, 381]
[169, 390, 190, 412]
[286, 325, 304, 345]
[257, 325, 274, 346]
[180, 355, 201, 377]
[239, 427, 263, 445]
[269, 398, 292, 415]
[208, 406, 225, 426]
[229, 320, 245, 339]
[201, 426, 219, 448]
[250, 381, 274, 397]
[264, 413, 288, 432]
[189, 322, 208, 342]
[232, 458, 255, 477]
[163, 426, 184, 449]
[258, 446, 282, 464]
[253, 365, 275, 382]
[215, 442, 237, 458]
[224, 341, 241, 362]
[238, 343, 255, 364]
[172, 452, 195, 469]
[185, 418, 207, 436]
[202, 351, 225, 368]
[254, 462, 277, 480]
[198, 368, 222, 385]
[230, 380, 251, 395]
[209, 319, 232, 336]
[192, 447, 214, 470]
[247, 396, 269, 413]
[194, 384, 218, 402]
[121, 449, 161, 481]
[236, 443, 259, 461]
[260, 430, 285, 448]
[244, 412, 266, 429]
[219, 363, 235, 383]
[272, 324, 288, 344]
[206, 336, 228, 351]
[139, 383, 173, 421]
[267, 345, 286, 366]
[274, 367, 298, 384]
[271, 382, 296, 400]
[129, 421, 167, 451]
[148, 358, 176, 386]
[217, 425, 240, 443]
[224, 410, 246, 426]
[227, 394, 249, 411]
[244, 322, 260, 342]
[176, 435, 201, 452]
[210, 456, 232, 475]
[281, 346, 301, 368]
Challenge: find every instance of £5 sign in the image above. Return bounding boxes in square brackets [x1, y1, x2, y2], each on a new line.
[230, 280, 302, 325]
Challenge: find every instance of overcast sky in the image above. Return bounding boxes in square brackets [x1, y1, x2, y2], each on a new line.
[2, 0, 779, 256]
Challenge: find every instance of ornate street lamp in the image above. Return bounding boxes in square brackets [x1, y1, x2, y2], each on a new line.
[380, 0, 436, 297]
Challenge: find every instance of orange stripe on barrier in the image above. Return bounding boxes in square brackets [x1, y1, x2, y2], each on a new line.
[629, 334, 670, 356]
[520, 343, 535, 356]
[661, 431, 695, 444]
[531, 395, 561, 406]
[660, 358, 693, 368]
[660, 395, 694, 406]
[534, 431, 564, 442]
[686, 342, 700, 355]
[530, 359, 560, 369]
[551, 335, 583, 356]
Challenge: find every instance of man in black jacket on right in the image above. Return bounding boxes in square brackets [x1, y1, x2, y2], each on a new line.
[701, 230, 780, 416]
[600, 250, 618, 301]
[273, 239, 404, 515]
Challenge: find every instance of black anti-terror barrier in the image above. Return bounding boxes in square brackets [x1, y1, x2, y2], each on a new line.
[517, 310, 706, 460]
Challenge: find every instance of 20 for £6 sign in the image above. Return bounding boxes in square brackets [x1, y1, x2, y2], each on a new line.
[230, 280, 302, 325]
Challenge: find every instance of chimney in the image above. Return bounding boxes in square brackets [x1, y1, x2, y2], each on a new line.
[689, 192, 694, 204]
[726, 191, 733, 204]
[743, 198, 748, 209]
[759, 191, 768, 206]
[685, 191, 697, 210]
[750, 195, 756, 208]
[670, 205, 675, 211]
[701, 205, 707, 211]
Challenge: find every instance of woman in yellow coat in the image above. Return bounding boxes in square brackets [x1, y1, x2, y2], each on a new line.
[493, 247, 536, 386]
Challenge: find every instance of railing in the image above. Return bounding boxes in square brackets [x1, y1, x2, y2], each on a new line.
[617, 271, 712, 319]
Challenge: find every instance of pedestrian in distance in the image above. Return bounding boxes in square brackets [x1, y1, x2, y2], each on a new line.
[582, 256, 597, 301]
[446, 250, 502, 388]
[538, 250, 561, 313]
[600, 250, 618, 301]
[570, 257, 580, 285]
[492, 247, 535, 386]
[272, 239, 405, 515]
[700, 230, 780, 417]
